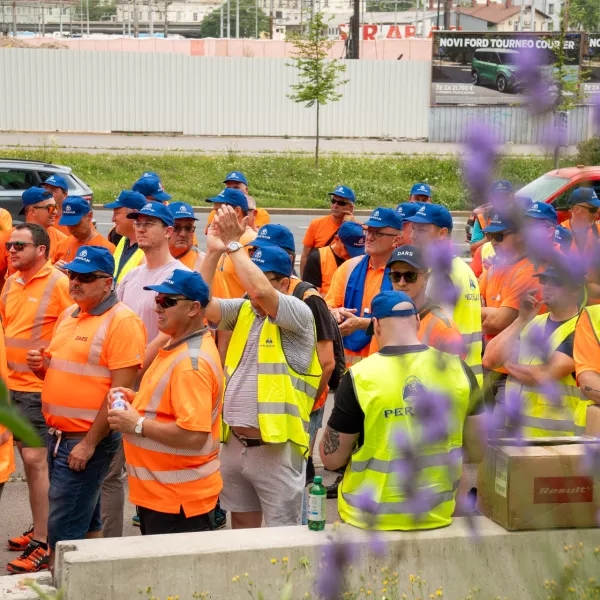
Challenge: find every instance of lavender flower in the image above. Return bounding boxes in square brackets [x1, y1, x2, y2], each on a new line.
[516, 46, 556, 115]
[462, 120, 498, 204]
[523, 323, 551, 363]
[538, 380, 562, 408]
[316, 538, 358, 600]
[523, 220, 555, 267]
[582, 442, 600, 475]
[541, 121, 568, 150]
[591, 93, 600, 129]
[455, 489, 481, 541]
[415, 390, 450, 445]
[505, 388, 524, 443]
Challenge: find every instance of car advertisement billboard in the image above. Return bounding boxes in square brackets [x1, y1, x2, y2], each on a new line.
[583, 33, 600, 97]
[431, 32, 583, 106]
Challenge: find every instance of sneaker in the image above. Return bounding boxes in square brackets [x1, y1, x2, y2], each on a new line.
[326, 474, 343, 499]
[131, 514, 140, 527]
[7, 540, 49, 574]
[7, 526, 34, 552]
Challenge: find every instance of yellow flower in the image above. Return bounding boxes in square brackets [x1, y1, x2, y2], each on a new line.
[430, 595, 435, 599]
[367, 591, 372, 596]
[436, 590, 443, 597]
[271, 558, 277, 564]
[393, 572, 398, 577]
[382, 589, 387, 594]
[283, 557, 289, 563]
[383, 580, 388, 585]
[568, 588, 575, 594]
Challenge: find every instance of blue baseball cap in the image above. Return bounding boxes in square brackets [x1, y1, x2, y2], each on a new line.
[127, 201, 175, 227]
[387, 245, 427, 270]
[169, 202, 198, 221]
[223, 171, 248, 186]
[490, 180, 513, 194]
[248, 224, 295, 253]
[251, 246, 292, 278]
[555, 225, 573, 248]
[396, 202, 424, 220]
[365, 290, 418, 335]
[515, 196, 533, 209]
[20, 187, 53, 215]
[570, 187, 600, 208]
[328, 185, 356, 203]
[144, 269, 210, 306]
[132, 176, 172, 202]
[206, 188, 249, 213]
[63, 246, 115, 276]
[59, 196, 91, 226]
[406, 203, 453, 232]
[483, 212, 517, 233]
[525, 201, 557, 225]
[44, 174, 68, 191]
[534, 264, 585, 286]
[104, 190, 147, 210]
[363, 207, 403, 230]
[141, 171, 162, 181]
[410, 183, 432, 198]
[337, 221, 366, 258]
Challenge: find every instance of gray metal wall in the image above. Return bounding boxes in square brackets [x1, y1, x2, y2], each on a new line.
[0, 48, 430, 139]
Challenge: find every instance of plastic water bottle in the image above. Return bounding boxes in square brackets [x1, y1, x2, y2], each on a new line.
[111, 391, 127, 411]
[307, 475, 326, 531]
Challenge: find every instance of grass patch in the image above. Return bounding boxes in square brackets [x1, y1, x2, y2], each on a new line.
[1, 148, 576, 210]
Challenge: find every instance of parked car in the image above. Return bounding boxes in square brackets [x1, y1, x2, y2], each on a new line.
[465, 165, 600, 242]
[471, 48, 520, 93]
[0, 159, 93, 221]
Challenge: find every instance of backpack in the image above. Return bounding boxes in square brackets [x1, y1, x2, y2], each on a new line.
[292, 281, 347, 390]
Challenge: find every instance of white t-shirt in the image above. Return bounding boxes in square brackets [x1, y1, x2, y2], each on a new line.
[117, 259, 190, 343]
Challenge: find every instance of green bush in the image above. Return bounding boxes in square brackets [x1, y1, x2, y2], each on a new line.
[576, 136, 600, 166]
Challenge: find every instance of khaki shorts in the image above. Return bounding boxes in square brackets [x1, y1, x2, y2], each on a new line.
[219, 434, 306, 527]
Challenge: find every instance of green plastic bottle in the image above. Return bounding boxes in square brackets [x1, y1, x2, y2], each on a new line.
[307, 475, 326, 531]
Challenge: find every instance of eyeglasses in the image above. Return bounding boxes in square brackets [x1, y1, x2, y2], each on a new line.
[31, 204, 57, 214]
[154, 295, 187, 309]
[133, 220, 159, 230]
[388, 270, 421, 284]
[579, 204, 599, 215]
[331, 199, 350, 207]
[538, 275, 564, 287]
[486, 231, 515, 243]
[6, 241, 35, 252]
[67, 272, 111, 284]
[267, 275, 285, 282]
[173, 224, 196, 234]
[366, 228, 398, 239]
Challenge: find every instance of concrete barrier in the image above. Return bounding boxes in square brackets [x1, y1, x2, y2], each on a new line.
[53, 517, 600, 600]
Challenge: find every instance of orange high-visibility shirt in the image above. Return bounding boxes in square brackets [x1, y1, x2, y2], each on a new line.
[205, 207, 270, 234]
[0, 322, 14, 484]
[303, 215, 342, 249]
[42, 296, 146, 433]
[123, 329, 223, 517]
[0, 262, 72, 392]
[318, 246, 344, 296]
[174, 246, 230, 299]
[54, 231, 116, 264]
[560, 220, 600, 256]
[218, 228, 257, 298]
[0, 209, 12, 235]
[574, 308, 600, 379]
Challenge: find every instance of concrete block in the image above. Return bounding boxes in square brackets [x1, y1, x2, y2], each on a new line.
[0, 572, 56, 599]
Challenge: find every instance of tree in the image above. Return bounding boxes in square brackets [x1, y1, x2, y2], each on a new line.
[287, 13, 348, 169]
[199, 0, 270, 39]
[72, 0, 117, 21]
[366, 0, 415, 12]
[569, 0, 600, 31]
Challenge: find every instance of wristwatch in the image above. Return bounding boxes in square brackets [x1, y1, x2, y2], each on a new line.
[134, 417, 146, 437]
[226, 241, 243, 254]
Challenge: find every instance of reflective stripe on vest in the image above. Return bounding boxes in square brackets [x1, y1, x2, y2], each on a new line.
[41, 401, 99, 421]
[350, 447, 463, 474]
[126, 459, 220, 484]
[506, 312, 587, 437]
[113, 237, 144, 283]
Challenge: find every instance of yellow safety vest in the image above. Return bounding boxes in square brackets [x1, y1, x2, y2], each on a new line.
[506, 313, 589, 437]
[339, 348, 472, 531]
[113, 237, 145, 284]
[480, 241, 495, 275]
[450, 256, 483, 388]
[222, 301, 322, 453]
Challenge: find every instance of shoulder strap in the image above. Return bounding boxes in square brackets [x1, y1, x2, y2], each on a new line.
[292, 281, 318, 301]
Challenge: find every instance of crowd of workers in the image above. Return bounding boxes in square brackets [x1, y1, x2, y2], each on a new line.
[0, 170, 599, 576]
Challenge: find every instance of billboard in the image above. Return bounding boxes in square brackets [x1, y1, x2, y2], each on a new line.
[431, 32, 583, 106]
[583, 33, 600, 96]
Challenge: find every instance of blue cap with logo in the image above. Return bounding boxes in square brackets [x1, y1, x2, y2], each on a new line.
[144, 269, 210, 306]
[44, 174, 68, 191]
[396, 202, 424, 220]
[410, 183, 432, 198]
[206, 188, 249, 213]
[337, 221, 366, 258]
[328, 185, 356, 203]
[132, 176, 171, 202]
[127, 201, 175, 227]
[104, 190, 147, 210]
[141, 171, 162, 181]
[490, 180, 513, 194]
[63, 246, 115, 275]
[525, 201, 557, 225]
[20, 187, 53, 215]
[363, 207, 403, 230]
[59, 196, 91, 226]
[365, 290, 418, 335]
[482, 212, 517, 233]
[248, 224, 295, 253]
[406, 203, 453, 232]
[168, 202, 198, 221]
[569, 187, 600, 208]
[223, 171, 248, 186]
[555, 224, 573, 248]
[534, 264, 585, 285]
[251, 246, 292, 278]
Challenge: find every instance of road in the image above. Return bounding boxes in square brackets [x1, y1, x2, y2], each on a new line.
[0, 131, 575, 156]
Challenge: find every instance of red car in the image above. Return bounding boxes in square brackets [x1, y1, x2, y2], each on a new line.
[466, 165, 600, 241]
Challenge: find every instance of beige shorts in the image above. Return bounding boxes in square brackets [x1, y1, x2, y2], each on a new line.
[219, 434, 306, 527]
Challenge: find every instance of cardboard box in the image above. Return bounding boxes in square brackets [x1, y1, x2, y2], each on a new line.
[477, 438, 600, 530]
[586, 405, 600, 437]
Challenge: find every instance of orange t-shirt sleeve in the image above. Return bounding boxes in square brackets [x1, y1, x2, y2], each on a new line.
[171, 368, 215, 433]
[471, 246, 483, 278]
[302, 221, 317, 248]
[54, 277, 74, 314]
[0, 209, 12, 234]
[501, 268, 540, 310]
[430, 320, 467, 360]
[213, 269, 230, 299]
[104, 314, 146, 371]
[325, 262, 348, 308]
[255, 208, 270, 229]
[204, 210, 217, 235]
[574, 310, 600, 377]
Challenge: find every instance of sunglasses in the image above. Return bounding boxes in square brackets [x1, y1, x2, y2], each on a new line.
[6, 241, 35, 252]
[67, 272, 111, 284]
[133, 220, 159, 230]
[366, 228, 398, 239]
[331, 199, 350, 207]
[487, 231, 515, 243]
[154, 295, 187, 309]
[173, 224, 196, 234]
[31, 204, 57, 214]
[579, 204, 599, 215]
[538, 275, 564, 287]
[388, 270, 421, 284]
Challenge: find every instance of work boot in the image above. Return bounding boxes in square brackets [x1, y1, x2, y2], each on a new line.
[306, 457, 315, 486]
[7, 539, 49, 574]
[7, 525, 34, 552]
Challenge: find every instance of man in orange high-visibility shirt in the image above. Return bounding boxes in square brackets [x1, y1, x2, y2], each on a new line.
[109, 269, 223, 535]
[0, 321, 15, 504]
[26, 246, 145, 569]
[54, 197, 115, 267]
[1, 224, 71, 574]
[42, 174, 71, 237]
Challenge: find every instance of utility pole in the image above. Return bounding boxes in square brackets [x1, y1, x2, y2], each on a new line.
[128, 0, 132, 35]
[421, 0, 425, 37]
[443, 0, 450, 30]
[149, 0, 154, 35]
[236, 0, 239, 38]
[255, 0, 258, 38]
[269, 0, 273, 38]
[59, 0, 63, 36]
[133, 0, 139, 37]
[562, 0, 570, 31]
[86, 0, 90, 36]
[220, 3, 223, 36]
[519, 2, 524, 31]
[164, 1, 170, 37]
[350, 0, 359, 58]
[227, 0, 231, 37]
[11, 0, 15, 37]
[80, 0, 83, 35]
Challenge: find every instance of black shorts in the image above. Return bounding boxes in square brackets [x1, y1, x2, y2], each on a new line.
[10, 390, 48, 447]
[138, 505, 215, 536]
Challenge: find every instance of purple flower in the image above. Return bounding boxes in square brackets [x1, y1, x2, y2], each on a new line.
[354, 486, 379, 517]
[486, 404, 507, 442]
[516, 47, 556, 115]
[505, 388, 524, 443]
[541, 121, 568, 150]
[523, 220, 555, 266]
[368, 532, 387, 557]
[316, 539, 358, 600]
[415, 390, 450, 445]
[538, 380, 562, 407]
[462, 120, 498, 204]
[582, 443, 600, 475]
[455, 490, 480, 541]
[591, 93, 600, 129]
[523, 323, 550, 362]
[404, 486, 437, 519]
